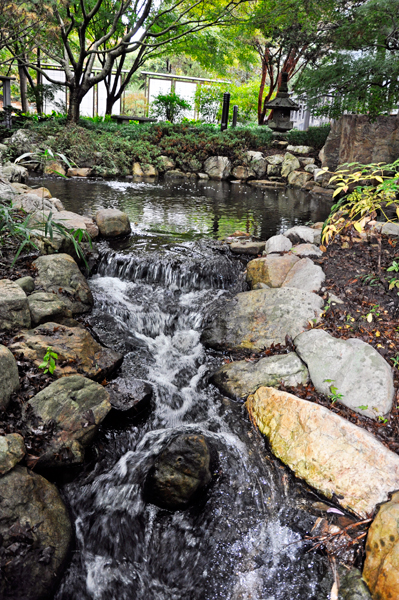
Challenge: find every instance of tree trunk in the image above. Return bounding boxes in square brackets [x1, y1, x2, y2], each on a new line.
[18, 63, 28, 113]
[105, 95, 115, 115]
[67, 90, 80, 123]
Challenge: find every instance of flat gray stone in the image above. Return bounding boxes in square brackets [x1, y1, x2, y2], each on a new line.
[211, 352, 308, 400]
[0, 344, 19, 410]
[282, 257, 325, 292]
[291, 243, 322, 258]
[230, 240, 265, 255]
[28, 292, 71, 326]
[0, 433, 26, 475]
[287, 171, 312, 187]
[299, 157, 315, 166]
[286, 145, 314, 154]
[15, 276, 35, 294]
[294, 329, 394, 419]
[283, 225, 316, 244]
[264, 234, 292, 254]
[380, 222, 399, 237]
[201, 287, 324, 352]
[13, 193, 56, 214]
[0, 279, 31, 331]
[304, 163, 319, 174]
[24, 375, 111, 468]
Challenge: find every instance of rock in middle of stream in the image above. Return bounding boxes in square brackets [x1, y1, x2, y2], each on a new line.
[145, 434, 212, 510]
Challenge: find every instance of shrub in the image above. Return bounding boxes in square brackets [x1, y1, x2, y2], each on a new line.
[286, 124, 331, 150]
[150, 92, 192, 123]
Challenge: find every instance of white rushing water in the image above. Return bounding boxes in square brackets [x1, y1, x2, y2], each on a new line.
[54, 242, 330, 600]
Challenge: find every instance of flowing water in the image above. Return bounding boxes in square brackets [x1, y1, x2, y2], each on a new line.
[32, 178, 334, 599]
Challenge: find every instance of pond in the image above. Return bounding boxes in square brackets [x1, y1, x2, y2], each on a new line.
[31, 177, 334, 600]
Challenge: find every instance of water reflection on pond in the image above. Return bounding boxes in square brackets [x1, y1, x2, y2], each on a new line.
[31, 177, 332, 241]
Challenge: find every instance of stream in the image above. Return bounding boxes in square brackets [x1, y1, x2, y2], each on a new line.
[33, 178, 334, 600]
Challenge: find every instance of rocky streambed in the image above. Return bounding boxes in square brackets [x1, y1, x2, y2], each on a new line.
[1, 170, 398, 600]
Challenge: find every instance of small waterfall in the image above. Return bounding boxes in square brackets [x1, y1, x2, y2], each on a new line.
[54, 239, 330, 600]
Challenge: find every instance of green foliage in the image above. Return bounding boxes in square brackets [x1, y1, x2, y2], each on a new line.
[297, 0, 399, 118]
[322, 160, 399, 245]
[38, 346, 58, 375]
[17, 119, 274, 174]
[0, 202, 38, 265]
[286, 125, 331, 150]
[150, 92, 192, 123]
[195, 81, 260, 124]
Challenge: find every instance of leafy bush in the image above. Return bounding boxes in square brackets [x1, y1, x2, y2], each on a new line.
[286, 124, 331, 150]
[195, 81, 260, 125]
[150, 92, 192, 123]
[6, 120, 273, 175]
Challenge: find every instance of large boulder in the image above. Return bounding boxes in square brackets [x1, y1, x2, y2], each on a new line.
[246, 254, 299, 288]
[211, 352, 308, 400]
[8, 128, 37, 155]
[281, 153, 300, 178]
[15, 276, 35, 294]
[158, 155, 175, 172]
[0, 466, 72, 600]
[321, 115, 399, 171]
[0, 279, 31, 331]
[0, 433, 26, 475]
[203, 156, 231, 180]
[246, 387, 399, 517]
[245, 151, 267, 178]
[67, 167, 92, 177]
[33, 253, 93, 315]
[24, 375, 111, 468]
[0, 344, 20, 410]
[201, 287, 323, 352]
[363, 491, 399, 600]
[95, 208, 131, 238]
[265, 154, 284, 165]
[281, 257, 325, 293]
[9, 322, 123, 381]
[232, 165, 255, 180]
[28, 292, 72, 326]
[294, 329, 394, 419]
[145, 434, 212, 510]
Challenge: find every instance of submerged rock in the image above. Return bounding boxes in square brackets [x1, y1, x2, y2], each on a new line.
[95, 208, 131, 238]
[10, 322, 123, 381]
[0, 279, 31, 331]
[294, 329, 394, 419]
[339, 567, 372, 600]
[0, 433, 26, 474]
[246, 387, 399, 517]
[24, 375, 111, 468]
[363, 491, 399, 600]
[0, 344, 20, 410]
[211, 352, 308, 400]
[0, 466, 72, 600]
[33, 253, 93, 315]
[146, 434, 212, 510]
[201, 287, 323, 352]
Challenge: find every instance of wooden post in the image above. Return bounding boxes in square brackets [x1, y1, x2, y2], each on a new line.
[0, 76, 16, 128]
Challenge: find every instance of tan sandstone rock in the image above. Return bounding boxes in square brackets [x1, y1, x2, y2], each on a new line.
[246, 387, 399, 517]
[246, 254, 299, 288]
[363, 491, 399, 600]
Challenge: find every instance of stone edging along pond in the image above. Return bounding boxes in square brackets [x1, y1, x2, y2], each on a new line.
[0, 172, 396, 599]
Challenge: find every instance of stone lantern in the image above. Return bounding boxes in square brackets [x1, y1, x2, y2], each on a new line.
[264, 72, 299, 132]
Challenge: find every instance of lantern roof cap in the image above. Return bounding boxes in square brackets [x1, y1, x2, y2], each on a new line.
[264, 72, 300, 111]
